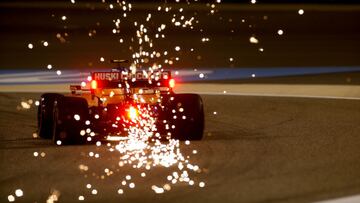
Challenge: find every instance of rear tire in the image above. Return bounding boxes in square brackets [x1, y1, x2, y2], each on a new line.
[37, 93, 64, 139]
[163, 94, 204, 140]
[52, 96, 89, 145]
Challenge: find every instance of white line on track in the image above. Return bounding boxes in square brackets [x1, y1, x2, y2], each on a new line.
[1, 86, 360, 101]
[315, 194, 360, 203]
[178, 91, 360, 101]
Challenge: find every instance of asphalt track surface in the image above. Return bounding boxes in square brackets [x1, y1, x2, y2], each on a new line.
[1, 2, 360, 202]
[1, 92, 360, 203]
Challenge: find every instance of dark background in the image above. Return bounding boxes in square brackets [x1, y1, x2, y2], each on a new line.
[2, 0, 360, 3]
[0, 1, 359, 70]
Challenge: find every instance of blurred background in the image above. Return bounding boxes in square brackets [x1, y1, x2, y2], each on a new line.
[0, 0, 359, 84]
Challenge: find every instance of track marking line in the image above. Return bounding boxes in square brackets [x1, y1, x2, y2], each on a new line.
[178, 91, 360, 101]
[315, 194, 360, 203]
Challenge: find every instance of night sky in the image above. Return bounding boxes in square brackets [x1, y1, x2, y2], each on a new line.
[1, 0, 360, 3]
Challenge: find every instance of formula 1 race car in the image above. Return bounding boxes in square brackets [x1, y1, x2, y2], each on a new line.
[37, 60, 204, 145]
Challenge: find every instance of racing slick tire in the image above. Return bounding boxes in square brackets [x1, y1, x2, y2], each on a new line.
[52, 96, 89, 145]
[37, 93, 64, 139]
[165, 94, 204, 140]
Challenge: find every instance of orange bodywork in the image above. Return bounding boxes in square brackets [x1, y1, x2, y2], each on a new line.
[68, 70, 173, 107]
[68, 86, 168, 107]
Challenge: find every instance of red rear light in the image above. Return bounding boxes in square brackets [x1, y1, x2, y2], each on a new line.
[127, 106, 138, 121]
[169, 79, 175, 88]
[91, 80, 97, 89]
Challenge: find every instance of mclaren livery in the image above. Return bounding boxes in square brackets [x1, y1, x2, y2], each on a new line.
[37, 61, 204, 144]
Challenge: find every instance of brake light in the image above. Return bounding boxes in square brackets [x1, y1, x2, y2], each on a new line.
[91, 80, 97, 89]
[169, 79, 175, 88]
[128, 106, 138, 121]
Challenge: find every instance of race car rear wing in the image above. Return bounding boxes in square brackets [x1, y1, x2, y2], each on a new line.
[70, 70, 175, 95]
[92, 70, 171, 81]
[90, 70, 173, 89]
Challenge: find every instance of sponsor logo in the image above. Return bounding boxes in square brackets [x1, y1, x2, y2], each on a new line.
[93, 72, 120, 80]
[93, 71, 170, 81]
